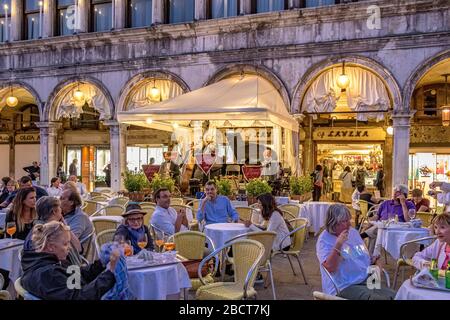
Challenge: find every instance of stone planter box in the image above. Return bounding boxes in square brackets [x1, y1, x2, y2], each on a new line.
[290, 192, 312, 203]
[122, 191, 150, 202]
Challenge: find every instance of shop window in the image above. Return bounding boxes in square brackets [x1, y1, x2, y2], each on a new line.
[166, 0, 194, 24]
[254, 0, 287, 13]
[0, 0, 11, 42]
[66, 147, 81, 176]
[16, 104, 39, 130]
[57, 0, 75, 36]
[24, 0, 42, 40]
[90, 0, 112, 32]
[95, 147, 110, 177]
[128, 0, 152, 28]
[126, 146, 168, 172]
[209, 0, 239, 19]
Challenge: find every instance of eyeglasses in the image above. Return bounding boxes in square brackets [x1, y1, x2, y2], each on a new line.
[127, 217, 143, 222]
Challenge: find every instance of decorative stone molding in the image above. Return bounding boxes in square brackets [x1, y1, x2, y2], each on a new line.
[410, 125, 450, 144]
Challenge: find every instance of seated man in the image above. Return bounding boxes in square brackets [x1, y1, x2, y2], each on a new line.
[409, 188, 430, 212]
[60, 188, 94, 242]
[361, 184, 416, 255]
[317, 204, 395, 299]
[150, 187, 188, 236]
[68, 175, 87, 198]
[197, 180, 239, 225]
[0, 176, 48, 209]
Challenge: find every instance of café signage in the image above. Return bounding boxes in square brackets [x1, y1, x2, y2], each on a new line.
[0, 134, 10, 143]
[15, 133, 40, 143]
[313, 128, 386, 141]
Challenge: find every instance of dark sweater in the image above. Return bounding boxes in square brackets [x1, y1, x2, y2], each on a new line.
[114, 224, 154, 254]
[5, 211, 34, 240]
[21, 251, 115, 300]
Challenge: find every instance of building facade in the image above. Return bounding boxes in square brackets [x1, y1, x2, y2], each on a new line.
[0, 0, 449, 192]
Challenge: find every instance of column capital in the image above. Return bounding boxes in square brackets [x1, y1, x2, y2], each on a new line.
[391, 111, 415, 127]
[104, 120, 129, 131]
[35, 121, 62, 130]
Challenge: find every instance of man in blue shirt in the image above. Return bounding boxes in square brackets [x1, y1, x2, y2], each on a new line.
[197, 180, 239, 225]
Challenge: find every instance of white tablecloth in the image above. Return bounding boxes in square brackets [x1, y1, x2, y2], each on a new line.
[230, 200, 248, 208]
[204, 223, 250, 249]
[275, 197, 290, 205]
[373, 226, 431, 259]
[0, 211, 6, 228]
[396, 279, 450, 300]
[127, 263, 191, 300]
[298, 202, 333, 235]
[0, 239, 24, 283]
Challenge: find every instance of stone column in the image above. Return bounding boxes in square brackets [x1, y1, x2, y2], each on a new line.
[392, 111, 414, 188]
[272, 125, 283, 165]
[303, 116, 314, 175]
[11, 0, 23, 41]
[114, 0, 126, 29]
[43, 0, 56, 37]
[35, 122, 61, 187]
[77, 0, 89, 33]
[105, 121, 128, 191]
[194, 0, 207, 20]
[384, 133, 393, 195]
[152, 0, 165, 24]
[240, 0, 252, 14]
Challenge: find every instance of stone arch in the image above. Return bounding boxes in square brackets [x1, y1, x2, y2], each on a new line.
[117, 70, 190, 114]
[45, 76, 115, 122]
[403, 49, 450, 111]
[291, 55, 403, 114]
[0, 80, 44, 119]
[205, 64, 292, 112]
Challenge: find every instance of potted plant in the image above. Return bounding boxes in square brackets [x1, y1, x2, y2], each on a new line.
[123, 171, 150, 201]
[289, 176, 313, 202]
[215, 178, 234, 200]
[94, 176, 107, 188]
[149, 173, 175, 194]
[245, 178, 272, 205]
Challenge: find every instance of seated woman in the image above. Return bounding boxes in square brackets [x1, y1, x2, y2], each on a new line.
[244, 193, 291, 251]
[21, 221, 118, 300]
[0, 178, 15, 205]
[412, 213, 450, 270]
[5, 187, 37, 240]
[23, 196, 83, 266]
[114, 203, 154, 254]
[316, 204, 395, 299]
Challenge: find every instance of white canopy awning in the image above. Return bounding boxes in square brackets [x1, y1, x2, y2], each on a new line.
[117, 75, 299, 132]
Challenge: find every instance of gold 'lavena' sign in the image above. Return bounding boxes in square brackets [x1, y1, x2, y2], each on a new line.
[15, 133, 40, 143]
[313, 128, 386, 141]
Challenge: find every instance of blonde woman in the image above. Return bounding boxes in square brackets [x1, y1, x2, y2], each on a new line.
[21, 221, 118, 300]
[5, 187, 37, 240]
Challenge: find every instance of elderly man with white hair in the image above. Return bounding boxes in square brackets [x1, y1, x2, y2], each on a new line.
[360, 184, 416, 255]
[316, 204, 396, 299]
[68, 175, 87, 198]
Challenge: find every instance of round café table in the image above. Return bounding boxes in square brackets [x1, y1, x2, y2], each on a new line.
[203, 223, 250, 249]
[0, 239, 24, 284]
[298, 202, 333, 235]
[396, 279, 450, 300]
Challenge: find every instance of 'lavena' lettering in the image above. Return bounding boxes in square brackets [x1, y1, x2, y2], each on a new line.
[327, 130, 369, 138]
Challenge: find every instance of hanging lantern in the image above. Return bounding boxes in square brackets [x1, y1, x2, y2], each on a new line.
[148, 79, 161, 101]
[336, 61, 350, 91]
[5, 85, 18, 107]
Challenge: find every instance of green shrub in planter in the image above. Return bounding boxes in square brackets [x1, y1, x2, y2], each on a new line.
[149, 174, 175, 193]
[289, 176, 313, 195]
[123, 171, 150, 192]
[215, 178, 232, 196]
[245, 178, 272, 197]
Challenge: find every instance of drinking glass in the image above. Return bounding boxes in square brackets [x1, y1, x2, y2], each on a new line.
[137, 234, 148, 250]
[408, 209, 416, 220]
[124, 240, 134, 257]
[6, 222, 16, 239]
[388, 212, 396, 223]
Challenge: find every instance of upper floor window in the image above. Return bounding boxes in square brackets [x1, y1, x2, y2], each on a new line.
[128, 0, 152, 28]
[57, 0, 75, 36]
[304, 0, 337, 8]
[0, 0, 11, 42]
[24, 0, 43, 40]
[16, 104, 39, 130]
[209, 0, 239, 19]
[167, 0, 194, 24]
[91, 0, 112, 32]
[255, 0, 287, 13]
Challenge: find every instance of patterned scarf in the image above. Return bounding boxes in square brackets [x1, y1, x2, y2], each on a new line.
[125, 225, 146, 254]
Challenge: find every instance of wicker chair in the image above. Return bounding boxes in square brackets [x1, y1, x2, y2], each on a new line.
[279, 209, 296, 221]
[142, 204, 156, 227]
[235, 207, 255, 222]
[225, 231, 277, 299]
[92, 218, 121, 235]
[279, 204, 301, 219]
[95, 229, 117, 253]
[186, 199, 202, 215]
[109, 197, 130, 207]
[272, 218, 308, 283]
[416, 211, 435, 228]
[82, 200, 103, 216]
[91, 205, 125, 217]
[392, 235, 436, 289]
[172, 231, 217, 290]
[196, 239, 265, 300]
[171, 204, 194, 222]
[90, 195, 110, 202]
[171, 198, 184, 205]
[14, 278, 41, 300]
[80, 230, 96, 263]
[313, 291, 347, 300]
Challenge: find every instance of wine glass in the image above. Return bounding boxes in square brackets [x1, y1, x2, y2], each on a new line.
[154, 231, 166, 253]
[137, 233, 148, 251]
[6, 222, 16, 240]
[408, 209, 416, 220]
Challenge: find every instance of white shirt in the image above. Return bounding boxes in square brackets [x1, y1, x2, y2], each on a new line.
[351, 189, 360, 211]
[76, 182, 87, 197]
[150, 205, 188, 236]
[249, 210, 291, 251]
[47, 186, 63, 197]
[316, 228, 371, 295]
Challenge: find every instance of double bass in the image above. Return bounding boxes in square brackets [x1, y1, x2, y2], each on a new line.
[180, 149, 195, 193]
